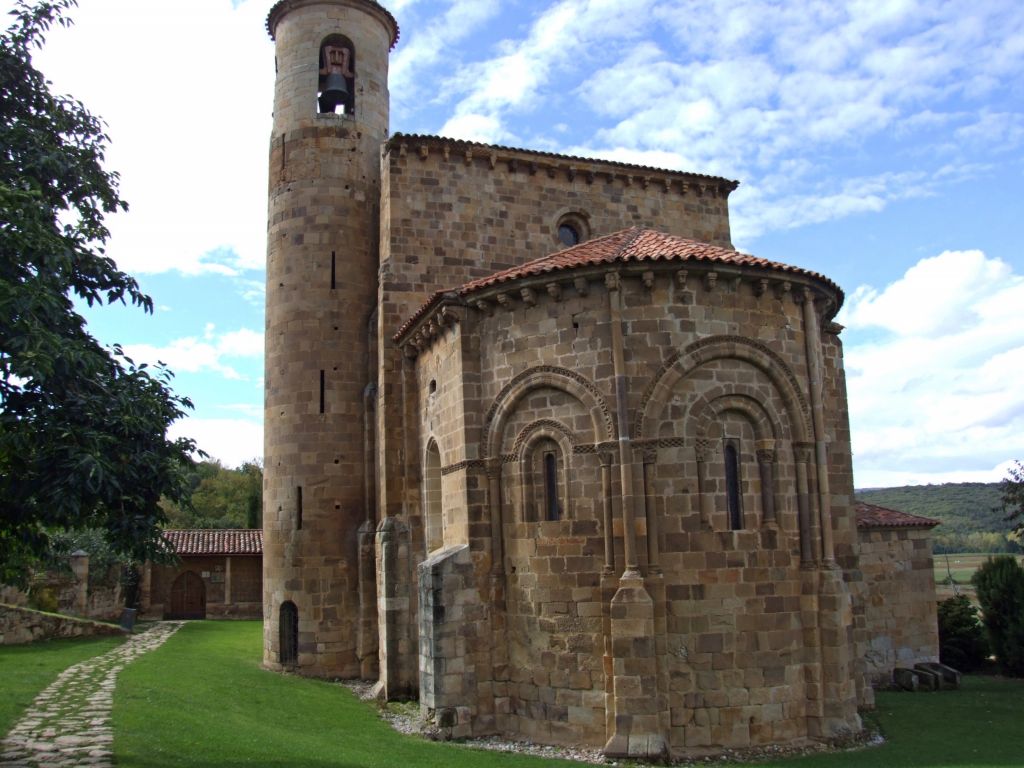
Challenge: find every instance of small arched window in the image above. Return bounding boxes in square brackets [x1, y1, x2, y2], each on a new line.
[525, 436, 565, 522]
[724, 440, 743, 530]
[424, 441, 443, 551]
[318, 35, 355, 115]
[280, 601, 298, 665]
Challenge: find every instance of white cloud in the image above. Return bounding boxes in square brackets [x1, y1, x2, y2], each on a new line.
[122, 327, 264, 381]
[24, 0, 273, 278]
[839, 250, 1024, 487]
[170, 416, 262, 468]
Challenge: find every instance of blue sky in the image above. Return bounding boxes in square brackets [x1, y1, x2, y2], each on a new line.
[9, 0, 1023, 487]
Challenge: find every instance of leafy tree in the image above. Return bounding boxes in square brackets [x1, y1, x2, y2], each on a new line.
[162, 459, 262, 529]
[971, 555, 1024, 677]
[936, 594, 989, 672]
[0, 0, 196, 585]
[1000, 460, 1024, 538]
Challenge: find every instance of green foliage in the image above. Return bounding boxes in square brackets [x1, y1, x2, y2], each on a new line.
[161, 459, 262, 529]
[0, 0, 197, 584]
[936, 594, 989, 671]
[857, 482, 1021, 553]
[971, 555, 1024, 676]
[26, 585, 57, 612]
[999, 459, 1024, 538]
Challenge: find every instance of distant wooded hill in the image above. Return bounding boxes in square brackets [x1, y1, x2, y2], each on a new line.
[856, 483, 1019, 553]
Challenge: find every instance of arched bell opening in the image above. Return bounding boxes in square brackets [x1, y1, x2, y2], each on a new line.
[317, 35, 355, 115]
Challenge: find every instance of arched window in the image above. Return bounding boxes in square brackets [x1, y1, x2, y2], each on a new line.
[317, 35, 355, 115]
[424, 441, 443, 551]
[280, 601, 298, 665]
[525, 437, 565, 522]
[724, 440, 743, 530]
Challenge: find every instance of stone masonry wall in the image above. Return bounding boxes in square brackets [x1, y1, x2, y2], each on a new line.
[404, 256, 862, 754]
[0, 604, 123, 646]
[858, 526, 939, 685]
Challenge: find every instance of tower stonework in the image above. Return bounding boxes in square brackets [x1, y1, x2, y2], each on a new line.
[263, 0, 397, 676]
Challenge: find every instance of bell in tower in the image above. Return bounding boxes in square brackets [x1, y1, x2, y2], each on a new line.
[318, 42, 354, 114]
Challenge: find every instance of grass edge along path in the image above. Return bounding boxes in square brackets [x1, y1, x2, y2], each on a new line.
[113, 621, 1024, 768]
[0, 632, 126, 736]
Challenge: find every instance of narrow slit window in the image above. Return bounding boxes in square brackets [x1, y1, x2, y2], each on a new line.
[544, 451, 561, 521]
[330, 251, 336, 289]
[725, 442, 742, 530]
[296, 485, 303, 530]
[319, 370, 325, 414]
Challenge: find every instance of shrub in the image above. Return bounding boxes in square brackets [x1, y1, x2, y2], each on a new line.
[937, 594, 989, 671]
[971, 555, 1024, 676]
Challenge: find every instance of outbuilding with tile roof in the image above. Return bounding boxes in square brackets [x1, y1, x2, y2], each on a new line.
[140, 530, 263, 621]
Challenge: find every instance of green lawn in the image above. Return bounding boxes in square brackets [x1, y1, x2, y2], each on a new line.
[0, 632, 125, 735]
[108, 621, 1023, 768]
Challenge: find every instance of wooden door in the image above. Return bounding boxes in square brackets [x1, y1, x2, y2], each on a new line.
[168, 570, 206, 619]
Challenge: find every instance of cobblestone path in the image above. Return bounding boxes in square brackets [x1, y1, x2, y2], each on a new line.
[1, 621, 184, 767]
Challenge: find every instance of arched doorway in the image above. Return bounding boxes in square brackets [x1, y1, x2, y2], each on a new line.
[167, 571, 206, 619]
[280, 601, 298, 665]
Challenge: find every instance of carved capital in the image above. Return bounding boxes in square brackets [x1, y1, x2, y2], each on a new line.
[642, 448, 658, 465]
[793, 442, 814, 464]
[756, 448, 776, 464]
[694, 438, 712, 463]
[598, 449, 615, 468]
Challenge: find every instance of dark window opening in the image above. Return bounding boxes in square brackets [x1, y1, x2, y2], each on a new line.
[429, 379, 437, 394]
[330, 251, 336, 289]
[318, 37, 355, 115]
[280, 601, 298, 664]
[558, 223, 580, 247]
[544, 451, 561, 521]
[725, 442, 742, 530]
[319, 370, 325, 414]
[296, 485, 303, 530]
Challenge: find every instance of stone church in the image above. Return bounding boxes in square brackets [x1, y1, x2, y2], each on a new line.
[261, 0, 938, 758]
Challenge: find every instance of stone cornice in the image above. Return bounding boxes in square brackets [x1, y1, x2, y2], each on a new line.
[385, 134, 739, 198]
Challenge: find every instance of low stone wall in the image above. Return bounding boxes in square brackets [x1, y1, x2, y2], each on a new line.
[0, 604, 124, 646]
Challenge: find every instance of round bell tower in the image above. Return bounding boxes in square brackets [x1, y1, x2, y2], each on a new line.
[263, 0, 397, 677]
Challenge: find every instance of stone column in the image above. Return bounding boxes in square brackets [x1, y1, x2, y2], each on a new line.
[224, 556, 233, 609]
[68, 550, 88, 616]
[694, 438, 714, 530]
[642, 449, 661, 573]
[755, 443, 777, 526]
[794, 443, 815, 566]
[600, 449, 615, 574]
[486, 458, 504, 575]
[800, 288, 835, 565]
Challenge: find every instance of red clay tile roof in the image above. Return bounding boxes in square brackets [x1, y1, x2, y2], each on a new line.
[266, 0, 400, 48]
[388, 134, 739, 189]
[395, 227, 842, 341]
[162, 529, 263, 556]
[855, 502, 940, 529]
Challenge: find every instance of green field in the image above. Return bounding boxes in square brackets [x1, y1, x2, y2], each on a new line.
[933, 553, 1024, 601]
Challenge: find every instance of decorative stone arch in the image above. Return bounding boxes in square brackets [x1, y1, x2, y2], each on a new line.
[689, 392, 782, 445]
[483, 365, 615, 460]
[514, 419, 575, 522]
[635, 335, 811, 444]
